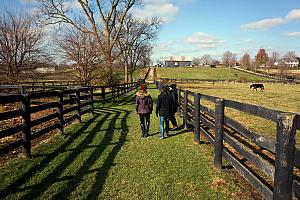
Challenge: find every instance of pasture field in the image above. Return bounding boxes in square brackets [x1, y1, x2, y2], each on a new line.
[156, 67, 272, 81]
[257, 68, 300, 79]
[177, 82, 300, 145]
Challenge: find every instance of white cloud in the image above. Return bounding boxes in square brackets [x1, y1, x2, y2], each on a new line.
[131, 1, 179, 23]
[241, 8, 300, 32]
[186, 32, 224, 49]
[240, 18, 284, 31]
[285, 32, 300, 37]
[286, 9, 300, 21]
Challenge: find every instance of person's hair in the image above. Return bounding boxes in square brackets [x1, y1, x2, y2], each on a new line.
[161, 85, 168, 93]
[140, 84, 147, 91]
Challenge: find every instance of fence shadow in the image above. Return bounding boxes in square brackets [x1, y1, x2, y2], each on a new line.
[0, 105, 131, 200]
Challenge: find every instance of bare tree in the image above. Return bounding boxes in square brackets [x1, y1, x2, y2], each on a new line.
[192, 57, 201, 66]
[222, 51, 236, 67]
[272, 51, 280, 62]
[283, 51, 297, 62]
[117, 15, 160, 82]
[240, 53, 251, 69]
[37, 0, 139, 84]
[56, 26, 102, 85]
[200, 54, 212, 66]
[0, 9, 46, 84]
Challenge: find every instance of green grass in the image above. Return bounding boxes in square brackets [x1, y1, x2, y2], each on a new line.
[177, 82, 300, 145]
[157, 67, 271, 81]
[0, 87, 257, 200]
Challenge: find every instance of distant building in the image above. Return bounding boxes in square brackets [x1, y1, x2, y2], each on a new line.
[274, 59, 299, 67]
[35, 67, 55, 73]
[164, 56, 192, 67]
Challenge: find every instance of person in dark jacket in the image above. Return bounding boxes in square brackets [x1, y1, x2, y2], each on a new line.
[156, 85, 174, 139]
[168, 84, 178, 129]
[136, 84, 153, 137]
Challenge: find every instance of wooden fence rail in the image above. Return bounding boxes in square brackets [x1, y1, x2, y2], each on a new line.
[157, 81, 300, 200]
[159, 77, 300, 84]
[0, 81, 140, 157]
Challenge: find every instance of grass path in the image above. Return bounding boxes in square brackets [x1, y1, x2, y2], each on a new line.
[0, 86, 257, 200]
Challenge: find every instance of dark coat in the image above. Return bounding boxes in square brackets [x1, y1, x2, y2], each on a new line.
[156, 92, 174, 118]
[135, 90, 153, 114]
[169, 89, 178, 113]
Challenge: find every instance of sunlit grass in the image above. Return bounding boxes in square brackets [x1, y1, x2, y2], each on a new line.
[178, 82, 300, 145]
[157, 67, 272, 81]
[0, 87, 256, 200]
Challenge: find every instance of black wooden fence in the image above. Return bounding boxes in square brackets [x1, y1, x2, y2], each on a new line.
[157, 81, 300, 200]
[0, 81, 140, 157]
[159, 78, 299, 84]
[234, 67, 300, 83]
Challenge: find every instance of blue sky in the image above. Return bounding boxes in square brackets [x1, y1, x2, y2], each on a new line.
[132, 0, 300, 61]
[3, 0, 300, 62]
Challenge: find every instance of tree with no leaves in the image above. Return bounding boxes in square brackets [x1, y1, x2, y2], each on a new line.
[240, 53, 251, 69]
[200, 54, 212, 66]
[117, 14, 160, 82]
[56, 26, 102, 86]
[283, 51, 297, 62]
[192, 57, 201, 66]
[37, 0, 139, 84]
[0, 9, 46, 84]
[222, 51, 236, 67]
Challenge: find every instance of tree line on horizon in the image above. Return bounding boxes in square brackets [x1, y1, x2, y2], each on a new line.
[190, 49, 299, 76]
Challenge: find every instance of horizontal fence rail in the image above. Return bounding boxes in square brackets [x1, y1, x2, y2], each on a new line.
[157, 81, 300, 200]
[0, 81, 141, 157]
[159, 77, 300, 84]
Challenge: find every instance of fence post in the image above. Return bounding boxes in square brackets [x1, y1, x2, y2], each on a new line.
[101, 87, 105, 103]
[183, 90, 188, 130]
[273, 113, 297, 200]
[21, 90, 31, 157]
[194, 93, 201, 144]
[75, 89, 81, 122]
[177, 88, 181, 114]
[57, 91, 64, 134]
[214, 98, 225, 168]
[90, 88, 94, 115]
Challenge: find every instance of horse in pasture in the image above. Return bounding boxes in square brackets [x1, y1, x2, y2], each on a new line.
[250, 83, 264, 91]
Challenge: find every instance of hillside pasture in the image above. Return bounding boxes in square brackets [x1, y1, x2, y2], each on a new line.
[177, 82, 300, 146]
[157, 67, 272, 81]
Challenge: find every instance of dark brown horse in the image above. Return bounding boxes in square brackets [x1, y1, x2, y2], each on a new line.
[250, 83, 264, 91]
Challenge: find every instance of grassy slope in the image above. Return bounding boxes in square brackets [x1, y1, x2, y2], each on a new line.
[0, 88, 257, 200]
[157, 67, 271, 81]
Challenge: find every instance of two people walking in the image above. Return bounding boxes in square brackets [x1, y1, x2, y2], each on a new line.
[135, 83, 178, 138]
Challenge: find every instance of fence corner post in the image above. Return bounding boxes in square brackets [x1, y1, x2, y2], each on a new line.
[273, 113, 297, 200]
[194, 93, 201, 144]
[21, 92, 31, 157]
[183, 90, 188, 130]
[214, 98, 225, 169]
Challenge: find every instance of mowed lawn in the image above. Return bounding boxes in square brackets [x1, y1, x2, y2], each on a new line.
[157, 67, 271, 81]
[0, 87, 258, 200]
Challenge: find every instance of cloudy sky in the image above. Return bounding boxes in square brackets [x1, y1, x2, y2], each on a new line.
[4, 0, 300, 62]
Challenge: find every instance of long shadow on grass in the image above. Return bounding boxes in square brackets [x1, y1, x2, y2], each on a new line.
[1, 99, 133, 199]
[0, 112, 104, 199]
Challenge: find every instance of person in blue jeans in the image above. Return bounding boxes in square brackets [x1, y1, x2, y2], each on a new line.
[156, 85, 174, 139]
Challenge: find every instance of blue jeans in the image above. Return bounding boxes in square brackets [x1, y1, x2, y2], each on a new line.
[159, 116, 169, 138]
